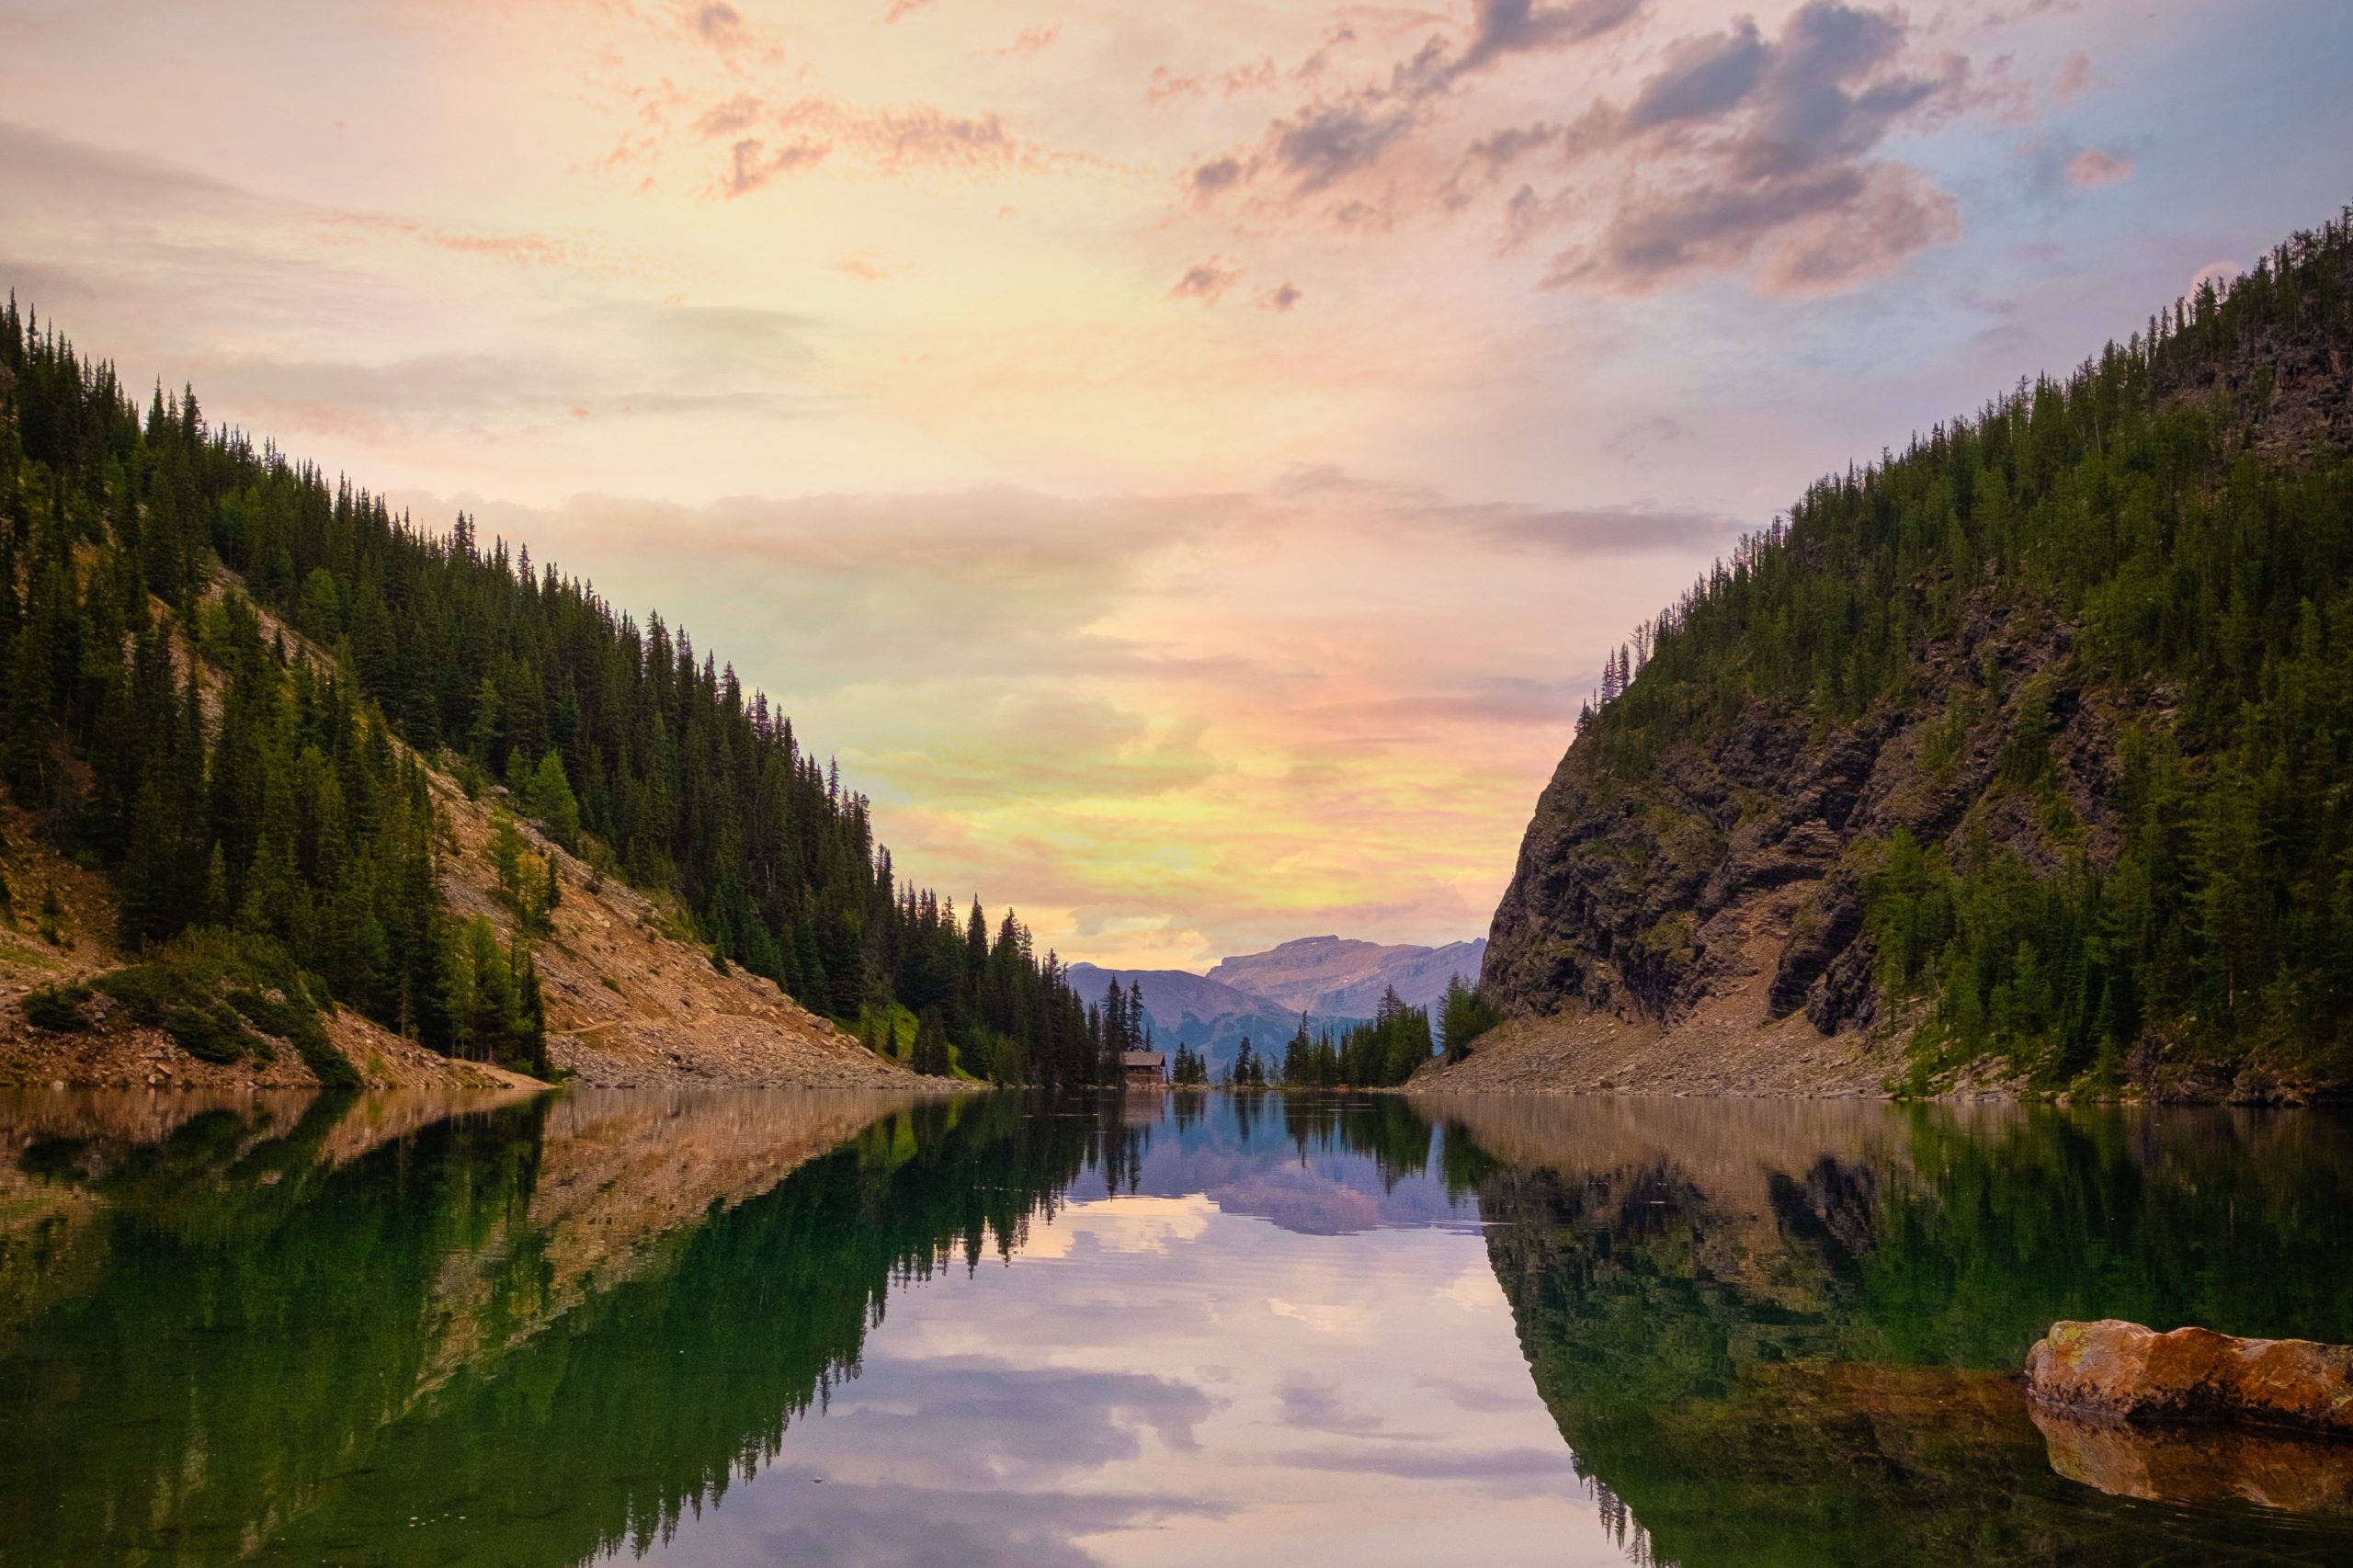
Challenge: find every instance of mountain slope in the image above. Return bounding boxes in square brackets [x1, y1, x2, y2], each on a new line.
[0, 589, 909, 1090]
[1208, 936, 1487, 1017]
[1063, 963, 1282, 1030]
[1063, 960, 1308, 1081]
[1069, 936, 1485, 1081]
[1432, 210, 2353, 1103]
[0, 299, 1082, 1088]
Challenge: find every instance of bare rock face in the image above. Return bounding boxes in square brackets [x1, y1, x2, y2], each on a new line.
[1483, 606, 2094, 1037]
[2025, 1318, 2353, 1436]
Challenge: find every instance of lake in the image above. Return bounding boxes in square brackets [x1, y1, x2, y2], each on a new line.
[3, 1088, 2351, 1566]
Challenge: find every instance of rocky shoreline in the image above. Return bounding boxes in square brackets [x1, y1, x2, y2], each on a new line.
[1407, 1003, 2343, 1104]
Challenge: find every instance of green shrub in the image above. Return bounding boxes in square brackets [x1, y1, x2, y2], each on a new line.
[22, 983, 92, 1031]
[94, 965, 168, 1025]
[165, 1002, 257, 1063]
[96, 928, 354, 1083]
[230, 986, 359, 1091]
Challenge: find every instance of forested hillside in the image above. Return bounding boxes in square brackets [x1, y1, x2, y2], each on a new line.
[1476, 210, 2353, 1099]
[0, 300, 1108, 1086]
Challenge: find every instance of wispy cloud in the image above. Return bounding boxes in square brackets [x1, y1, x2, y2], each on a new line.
[716, 134, 829, 197]
[314, 211, 635, 276]
[1169, 258, 1245, 304]
[1181, 0, 1650, 206]
[978, 24, 1061, 61]
[669, 94, 1087, 196]
[2050, 49, 2097, 103]
[1184, 1, 1986, 298]
[1523, 3, 1975, 295]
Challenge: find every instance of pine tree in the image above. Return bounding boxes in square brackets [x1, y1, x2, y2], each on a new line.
[913, 1006, 952, 1077]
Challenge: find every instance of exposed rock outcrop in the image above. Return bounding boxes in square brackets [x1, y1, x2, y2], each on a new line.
[426, 767, 913, 1089]
[2025, 1318, 2353, 1437]
[1468, 595, 2096, 1099]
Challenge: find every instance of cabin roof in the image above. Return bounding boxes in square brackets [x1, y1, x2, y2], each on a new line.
[1121, 1051, 1165, 1068]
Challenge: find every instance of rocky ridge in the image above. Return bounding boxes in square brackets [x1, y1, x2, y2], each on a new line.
[1453, 230, 2353, 1104]
[1203, 934, 1487, 1017]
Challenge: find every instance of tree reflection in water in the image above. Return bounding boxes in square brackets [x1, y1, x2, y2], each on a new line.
[3, 1090, 2351, 1566]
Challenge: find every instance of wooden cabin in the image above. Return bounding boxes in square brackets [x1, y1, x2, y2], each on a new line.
[1121, 1050, 1166, 1088]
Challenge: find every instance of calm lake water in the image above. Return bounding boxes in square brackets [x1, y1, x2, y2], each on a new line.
[4, 1088, 2353, 1566]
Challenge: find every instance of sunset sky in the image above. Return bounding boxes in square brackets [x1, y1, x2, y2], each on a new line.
[3, 0, 2346, 970]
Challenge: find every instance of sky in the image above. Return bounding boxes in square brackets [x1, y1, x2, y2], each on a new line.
[2, 0, 2347, 971]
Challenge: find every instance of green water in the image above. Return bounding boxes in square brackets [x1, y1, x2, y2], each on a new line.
[1, 1089, 2349, 1566]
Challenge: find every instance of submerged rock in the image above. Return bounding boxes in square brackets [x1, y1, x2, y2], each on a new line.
[2025, 1319, 2353, 1436]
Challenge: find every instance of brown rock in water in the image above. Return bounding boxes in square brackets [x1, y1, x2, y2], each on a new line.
[2025, 1318, 2353, 1436]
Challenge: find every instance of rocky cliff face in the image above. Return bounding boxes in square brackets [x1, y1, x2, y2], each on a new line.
[1468, 226, 2353, 1100]
[1482, 588, 2099, 1039]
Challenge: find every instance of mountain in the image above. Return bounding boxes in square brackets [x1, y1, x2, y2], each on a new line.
[1063, 961, 1311, 1082]
[1432, 210, 2353, 1103]
[1064, 963, 1278, 1031]
[1069, 936, 1484, 1081]
[1208, 936, 1487, 1017]
[0, 572, 907, 1093]
[0, 299, 1101, 1089]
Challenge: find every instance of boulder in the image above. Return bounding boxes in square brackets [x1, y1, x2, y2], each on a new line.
[2025, 1318, 2353, 1436]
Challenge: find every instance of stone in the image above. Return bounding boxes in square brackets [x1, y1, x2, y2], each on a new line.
[2025, 1318, 2353, 1436]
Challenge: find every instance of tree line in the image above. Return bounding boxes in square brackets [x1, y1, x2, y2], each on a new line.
[1103, 974, 1509, 1088]
[0, 296, 1120, 1083]
[1574, 210, 2353, 1084]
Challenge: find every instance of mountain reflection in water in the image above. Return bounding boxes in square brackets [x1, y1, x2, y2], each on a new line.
[2, 1088, 2350, 1565]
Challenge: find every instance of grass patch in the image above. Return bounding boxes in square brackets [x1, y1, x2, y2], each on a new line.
[854, 1001, 917, 1061]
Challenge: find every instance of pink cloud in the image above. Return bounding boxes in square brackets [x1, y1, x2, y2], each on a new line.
[314, 211, 625, 277]
[2051, 50, 2096, 103]
[2189, 258, 2243, 295]
[1197, 1, 1980, 300]
[978, 25, 1061, 60]
[2066, 146, 2133, 188]
[718, 136, 829, 198]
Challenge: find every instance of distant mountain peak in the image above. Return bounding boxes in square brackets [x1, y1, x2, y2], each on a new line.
[1065, 935, 1486, 1079]
[1208, 935, 1486, 1020]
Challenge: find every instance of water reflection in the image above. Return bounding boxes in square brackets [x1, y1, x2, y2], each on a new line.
[1443, 1096, 2353, 1566]
[2, 1089, 2350, 1565]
